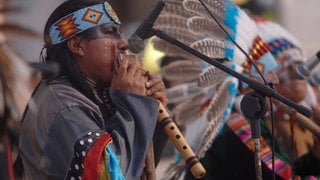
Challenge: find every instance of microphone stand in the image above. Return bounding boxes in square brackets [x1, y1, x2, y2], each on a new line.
[241, 92, 268, 180]
[150, 28, 313, 180]
[152, 29, 313, 118]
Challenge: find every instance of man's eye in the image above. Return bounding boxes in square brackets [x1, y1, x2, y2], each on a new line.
[102, 27, 121, 39]
[103, 29, 113, 34]
[103, 27, 119, 35]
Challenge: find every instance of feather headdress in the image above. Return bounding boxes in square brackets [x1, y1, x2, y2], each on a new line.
[153, 0, 201, 59]
[254, 17, 318, 108]
[149, 1, 280, 179]
[254, 17, 306, 66]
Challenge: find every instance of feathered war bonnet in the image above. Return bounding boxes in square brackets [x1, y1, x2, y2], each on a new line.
[180, 0, 279, 91]
[254, 17, 306, 70]
[253, 17, 318, 107]
[146, 1, 282, 178]
[150, 0, 281, 161]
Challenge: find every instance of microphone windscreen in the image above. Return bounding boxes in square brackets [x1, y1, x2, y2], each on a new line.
[295, 63, 310, 80]
[308, 72, 320, 87]
[128, 33, 146, 54]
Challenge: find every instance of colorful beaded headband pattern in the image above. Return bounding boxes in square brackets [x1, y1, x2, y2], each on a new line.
[268, 38, 296, 56]
[49, 2, 120, 45]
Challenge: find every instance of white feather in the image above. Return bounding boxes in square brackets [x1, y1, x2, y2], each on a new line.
[165, 82, 210, 104]
[183, 0, 225, 21]
[152, 38, 197, 59]
[163, 0, 195, 18]
[198, 66, 227, 87]
[196, 77, 237, 158]
[161, 59, 204, 82]
[187, 16, 226, 39]
[190, 38, 226, 58]
[172, 93, 208, 126]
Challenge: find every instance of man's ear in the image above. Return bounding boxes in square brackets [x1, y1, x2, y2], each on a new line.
[67, 36, 84, 56]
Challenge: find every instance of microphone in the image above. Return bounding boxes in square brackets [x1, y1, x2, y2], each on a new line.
[308, 71, 320, 87]
[295, 50, 320, 79]
[128, 0, 165, 54]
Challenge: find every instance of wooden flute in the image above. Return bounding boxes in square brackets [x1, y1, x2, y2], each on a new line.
[118, 52, 206, 179]
[272, 99, 320, 138]
[157, 103, 206, 179]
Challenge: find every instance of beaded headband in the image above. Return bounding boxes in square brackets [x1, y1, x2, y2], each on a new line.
[49, 2, 120, 45]
[268, 38, 304, 66]
[254, 17, 305, 63]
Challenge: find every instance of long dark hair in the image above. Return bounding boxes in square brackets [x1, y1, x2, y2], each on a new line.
[41, 0, 107, 99]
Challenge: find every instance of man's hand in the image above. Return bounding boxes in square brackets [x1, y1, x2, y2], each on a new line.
[111, 57, 147, 96]
[145, 71, 168, 106]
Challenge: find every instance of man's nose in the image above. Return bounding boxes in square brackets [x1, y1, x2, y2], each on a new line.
[118, 37, 128, 51]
